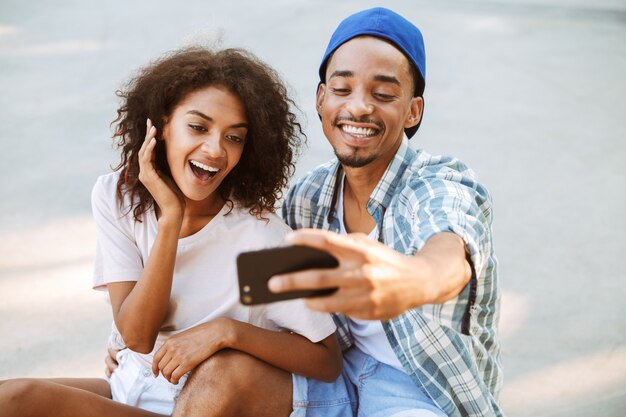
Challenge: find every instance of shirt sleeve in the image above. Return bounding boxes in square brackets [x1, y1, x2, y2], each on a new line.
[408, 164, 493, 278]
[91, 175, 144, 290]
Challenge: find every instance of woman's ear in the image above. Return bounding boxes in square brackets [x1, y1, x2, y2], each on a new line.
[405, 96, 423, 128]
[160, 116, 170, 141]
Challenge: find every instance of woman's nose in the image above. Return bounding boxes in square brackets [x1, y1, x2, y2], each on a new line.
[200, 134, 226, 157]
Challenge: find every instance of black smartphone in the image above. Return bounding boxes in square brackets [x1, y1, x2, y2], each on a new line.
[237, 245, 339, 305]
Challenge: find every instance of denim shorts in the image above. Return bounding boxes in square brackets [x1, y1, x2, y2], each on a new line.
[291, 347, 447, 417]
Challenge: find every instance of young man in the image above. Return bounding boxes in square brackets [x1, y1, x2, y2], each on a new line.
[273, 8, 503, 417]
[109, 7, 503, 417]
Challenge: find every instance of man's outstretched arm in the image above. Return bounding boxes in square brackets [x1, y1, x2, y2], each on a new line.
[268, 229, 471, 320]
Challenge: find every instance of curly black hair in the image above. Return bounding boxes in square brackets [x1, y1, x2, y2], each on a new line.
[112, 46, 304, 220]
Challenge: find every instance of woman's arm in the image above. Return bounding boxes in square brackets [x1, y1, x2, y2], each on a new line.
[108, 120, 184, 353]
[108, 216, 180, 353]
[152, 318, 342, 384]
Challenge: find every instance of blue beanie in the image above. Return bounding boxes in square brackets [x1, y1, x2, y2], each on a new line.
[318, 7, 426, 138]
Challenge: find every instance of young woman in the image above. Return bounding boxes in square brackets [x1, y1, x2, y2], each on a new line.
[0, 46, 342, 417]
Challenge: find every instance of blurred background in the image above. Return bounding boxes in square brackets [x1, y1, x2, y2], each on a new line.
[1, 0, 624, 415]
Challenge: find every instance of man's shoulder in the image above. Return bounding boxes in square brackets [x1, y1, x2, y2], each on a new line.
[281, 160, 339, 228]
[408, 149, 476, 180]
[403, 150, 485, 192]
[388, 149, 492, 213]
[288, 160, 338, 199]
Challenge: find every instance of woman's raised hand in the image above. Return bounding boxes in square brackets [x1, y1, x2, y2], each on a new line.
[138, 118, 185, 223]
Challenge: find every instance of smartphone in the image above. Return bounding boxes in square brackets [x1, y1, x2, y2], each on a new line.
[237, 245, 339, 305]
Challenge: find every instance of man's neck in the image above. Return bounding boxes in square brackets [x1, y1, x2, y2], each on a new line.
[341, 164, 385, 234]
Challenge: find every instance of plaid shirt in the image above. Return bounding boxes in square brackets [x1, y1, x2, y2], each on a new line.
[281, 139, 503, 417]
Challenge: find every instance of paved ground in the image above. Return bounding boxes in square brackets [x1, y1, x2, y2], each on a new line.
[1, 1, 625, 416]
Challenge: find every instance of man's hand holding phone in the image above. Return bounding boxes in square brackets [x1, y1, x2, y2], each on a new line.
[266, 229, 430, 320]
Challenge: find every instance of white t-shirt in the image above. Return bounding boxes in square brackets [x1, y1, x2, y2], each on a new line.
[92, 171, 336, 358]
[336, 173, 404, 371]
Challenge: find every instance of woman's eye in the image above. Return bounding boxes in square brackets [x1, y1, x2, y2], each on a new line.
[189, 124, 207, 132]
[226, 134, 244, 144]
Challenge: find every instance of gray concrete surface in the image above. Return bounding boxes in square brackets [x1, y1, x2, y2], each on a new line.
[1, 1, 625, 415]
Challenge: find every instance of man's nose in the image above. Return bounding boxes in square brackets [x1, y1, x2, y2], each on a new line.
[345, 90, 374, 117]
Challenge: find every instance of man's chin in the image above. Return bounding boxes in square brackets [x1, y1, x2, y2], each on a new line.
[335, 150, 376, 168]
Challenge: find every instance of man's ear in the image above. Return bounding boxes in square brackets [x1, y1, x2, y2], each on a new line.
[404, 96, 423, 129]
[316, 83, 327, 117]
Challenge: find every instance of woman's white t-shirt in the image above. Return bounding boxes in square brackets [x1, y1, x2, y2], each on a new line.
[91, 172, 336, 411]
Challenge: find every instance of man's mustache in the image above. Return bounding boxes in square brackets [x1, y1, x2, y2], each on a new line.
[332, 116, 384, 131]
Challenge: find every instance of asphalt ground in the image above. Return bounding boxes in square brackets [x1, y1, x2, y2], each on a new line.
[1, 1, 625, 416]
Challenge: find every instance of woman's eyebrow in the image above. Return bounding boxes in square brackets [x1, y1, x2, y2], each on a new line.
[186, 110, 248, 129]
[186, 109, 213, 122]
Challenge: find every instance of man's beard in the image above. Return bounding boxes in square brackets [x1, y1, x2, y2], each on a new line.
[335, 148, 377, 168]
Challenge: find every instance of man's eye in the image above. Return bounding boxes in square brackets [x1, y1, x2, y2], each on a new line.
[374, 93, 395, 101]
[189, 124, 207, 132]
[331, 88, 350, 95]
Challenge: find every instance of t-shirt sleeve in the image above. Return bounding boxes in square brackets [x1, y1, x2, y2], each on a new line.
[91, 175, 143, 290]
[257, 299, 337, 343]
[245, 214, 336, 343]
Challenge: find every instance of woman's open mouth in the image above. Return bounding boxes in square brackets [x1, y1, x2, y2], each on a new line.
[189, 160, 219, 181]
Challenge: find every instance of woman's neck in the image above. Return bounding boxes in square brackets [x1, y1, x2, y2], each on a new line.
[179, 194, 227, 238]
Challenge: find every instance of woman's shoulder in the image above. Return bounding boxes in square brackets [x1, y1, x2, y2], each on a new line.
[91, 171, 138, 220]
[92, 171, 120, 207]
[94, 170, 121, 190]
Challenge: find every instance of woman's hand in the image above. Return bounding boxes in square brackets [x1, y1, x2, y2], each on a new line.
[152, 318, 236, 384]
[104, 348, 120, 378]
[138, 118, 185, 223]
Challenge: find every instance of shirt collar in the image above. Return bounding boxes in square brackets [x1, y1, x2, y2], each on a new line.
[367, 138, 413, 213]
[324, 138, 414, 223]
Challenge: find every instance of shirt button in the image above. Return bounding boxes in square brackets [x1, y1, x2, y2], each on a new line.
[142, 368, 152, 378]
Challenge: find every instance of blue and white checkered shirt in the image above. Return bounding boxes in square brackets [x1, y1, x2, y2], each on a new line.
[281, 139, 503, 417]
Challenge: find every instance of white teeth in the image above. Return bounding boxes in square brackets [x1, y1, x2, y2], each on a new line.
[190, 160, 219, 172]
[341, 125, 377, 137]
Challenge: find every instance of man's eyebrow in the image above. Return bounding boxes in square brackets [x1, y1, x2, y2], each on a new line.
[373, 74, 401, 86]
[328, 71, 401, 87]
[186, 110, 248, 129]
[328, 70, 354, 80]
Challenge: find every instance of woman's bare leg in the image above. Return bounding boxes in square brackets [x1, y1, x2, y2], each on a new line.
[0, 377, 111, 398]
[173, 349, 292, 417]
[0, 378, 165, 417]
[46, 378, 112, 397]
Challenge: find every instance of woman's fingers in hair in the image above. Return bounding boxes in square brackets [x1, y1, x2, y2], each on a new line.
[138, 118, 158, 182]
[140, 118, 157, 156]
